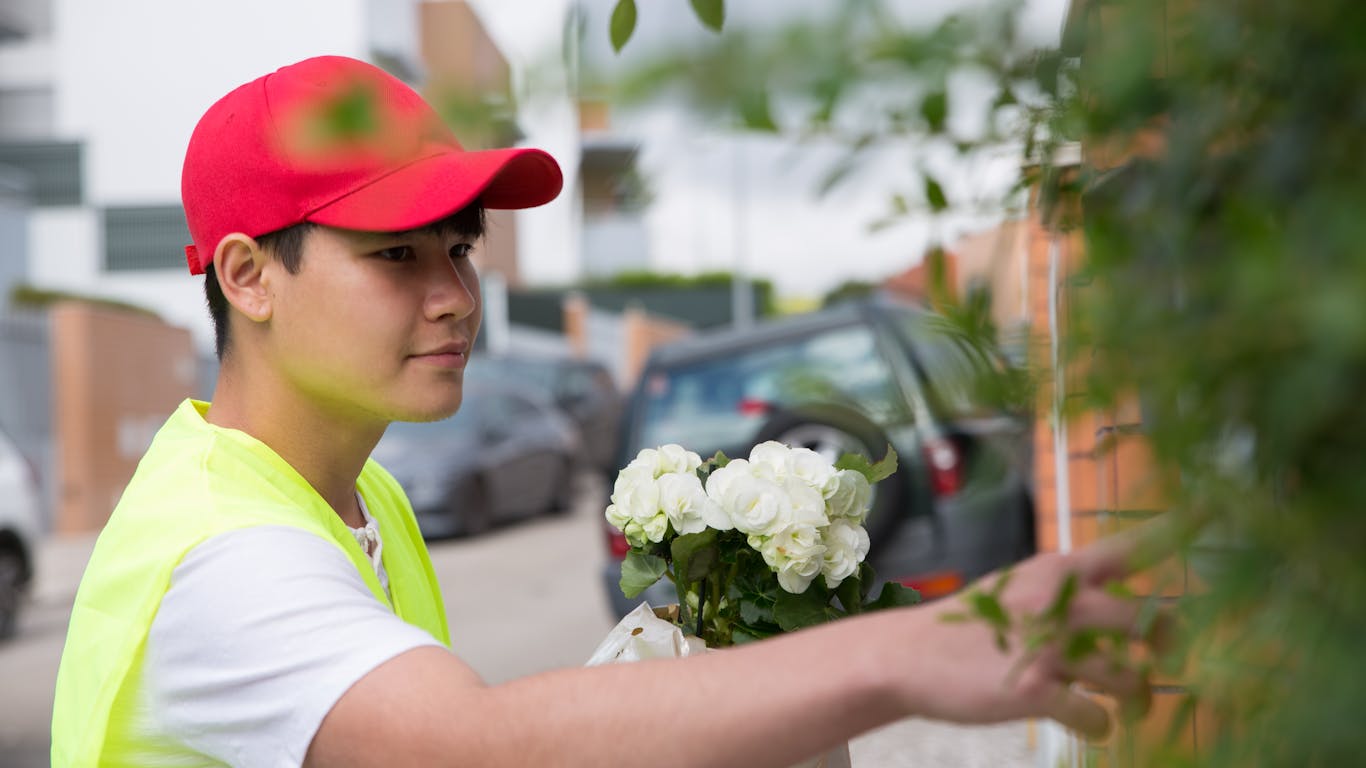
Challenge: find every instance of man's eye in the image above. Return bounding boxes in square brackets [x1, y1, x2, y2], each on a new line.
[450, 243, 474, 260]
[376, 246, 415, 261]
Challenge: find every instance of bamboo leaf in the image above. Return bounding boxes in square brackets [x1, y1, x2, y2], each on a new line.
[689, 0, 725, 32]
[925, 175, 949, 212]
[609, 0, 637, 53]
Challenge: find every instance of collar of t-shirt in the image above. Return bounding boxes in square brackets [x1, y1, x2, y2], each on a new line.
[348, 494, 389, 596]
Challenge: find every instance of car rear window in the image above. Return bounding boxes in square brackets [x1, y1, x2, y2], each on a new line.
[636, 324, 902, 455]
[891, 312, 1002, 417]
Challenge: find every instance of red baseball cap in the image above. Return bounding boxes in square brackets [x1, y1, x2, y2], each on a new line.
[180, 55, 563, 275]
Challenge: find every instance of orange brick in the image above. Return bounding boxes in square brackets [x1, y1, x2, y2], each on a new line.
[1038, 516, 1061, 553]
[1110, 433, 1169, 511]
[1035, 483, 1057, 524]
[1098, 512, 1187, 598]
[1066, 408, 1104, 457]
[1132, 689, 1199, 765]
[1070, 455, 1102, 513]
[1069, 511, 1102, 548]
[1113, 393, 1144, 427]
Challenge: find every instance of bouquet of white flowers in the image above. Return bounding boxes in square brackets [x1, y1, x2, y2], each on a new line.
[604, 441, 919, 647]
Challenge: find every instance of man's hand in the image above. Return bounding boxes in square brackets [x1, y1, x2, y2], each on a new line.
[890, 531, 1172, 740]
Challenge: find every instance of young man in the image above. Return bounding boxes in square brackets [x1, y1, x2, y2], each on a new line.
[52, 56, 1158, 767]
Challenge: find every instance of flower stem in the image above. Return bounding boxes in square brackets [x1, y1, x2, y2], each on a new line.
[695, 577, 707, 639]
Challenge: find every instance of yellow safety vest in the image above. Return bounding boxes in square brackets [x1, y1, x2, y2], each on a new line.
[51, 399, 450, 766]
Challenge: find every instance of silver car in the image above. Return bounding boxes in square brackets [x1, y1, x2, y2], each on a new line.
[0, 425, 40, 639]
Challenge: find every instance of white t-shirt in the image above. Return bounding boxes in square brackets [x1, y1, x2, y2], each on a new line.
[112, 501, 445, 767]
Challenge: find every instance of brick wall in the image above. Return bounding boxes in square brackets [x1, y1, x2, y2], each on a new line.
[51, 302, 196, 533]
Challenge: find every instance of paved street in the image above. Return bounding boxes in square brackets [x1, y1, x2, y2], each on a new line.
[0, 474, 1037, 767]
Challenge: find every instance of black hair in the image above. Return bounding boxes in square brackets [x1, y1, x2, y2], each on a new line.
[204, 203, 487, 361]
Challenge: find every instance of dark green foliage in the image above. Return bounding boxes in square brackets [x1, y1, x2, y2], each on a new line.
[606, 1, 1366, 759]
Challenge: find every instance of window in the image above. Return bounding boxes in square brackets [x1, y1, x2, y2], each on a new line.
[103, 206, 192, 271]
[0, 141, 80, 205]
[638, 324, 905, 454]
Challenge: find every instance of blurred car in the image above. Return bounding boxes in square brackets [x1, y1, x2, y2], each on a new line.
[0, 424, 40, 640]
[602, 296, 1035, 617]
[371, 385, 581, 539]
[465, 353, 623, 476]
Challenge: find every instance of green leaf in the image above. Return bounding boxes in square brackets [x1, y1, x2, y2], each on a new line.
[1045, 572, 1079, 624]
[837, 444, 898, 483]
[920, 89, 948, 133]
[729, 625, 774, 645]
[867, 444, 898, 483]
[689, 0, 725, 32]
[738, 88, 779, 132]
[739, 597, 774, 625]
[774, 587, 834, 631]
[1063, 629, 1101, 663]
[671, 529, 720, 583]
[835, 574, 864, 614]
[925, 176, 949, 213]
[609, 0, 637, 53]
[866, 581, 922, 611]
[707, 450, 731, 469]
[619, 550, 666, 598]
[967, 591, 1011, 632]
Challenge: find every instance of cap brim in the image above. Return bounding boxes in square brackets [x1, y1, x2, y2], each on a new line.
[305, 146, 563, 232]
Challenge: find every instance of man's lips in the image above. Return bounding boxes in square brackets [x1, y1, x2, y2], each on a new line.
[410, 341, 470, 368]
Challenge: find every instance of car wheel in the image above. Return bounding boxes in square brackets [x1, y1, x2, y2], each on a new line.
[548, 459, 577, 516]
[453, 477, 492, 537]
[757, 411, 905, 553]
[0, 546, 24, 641]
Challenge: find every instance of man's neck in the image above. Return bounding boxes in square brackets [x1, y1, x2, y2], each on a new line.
[205, 366, 382, 529]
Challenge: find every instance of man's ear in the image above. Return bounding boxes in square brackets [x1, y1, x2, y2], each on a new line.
[213, 234, 273, 323]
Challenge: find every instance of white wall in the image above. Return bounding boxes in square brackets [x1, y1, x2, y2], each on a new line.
[28, 207, 214, 341]
[53, 0, 377, 205]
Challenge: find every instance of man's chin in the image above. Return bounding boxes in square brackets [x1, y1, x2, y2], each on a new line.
[386, 389, 465, 424]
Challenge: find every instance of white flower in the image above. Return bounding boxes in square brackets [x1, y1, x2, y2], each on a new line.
[716, 473, 789, 537]
[657, 444, 704, 476]
[609, 465, 659, 521]
[824, 469, 872, 523]
[606, 464, 668, 544]
[821, 519, 871, 587]
[657, 471, 732, 535]
[786, 446, 838, 494]
[748, 441, 791, 481]
[626, 444, 702, 479]
[752, 524, 827, 594]
[781, 476, 830, 529]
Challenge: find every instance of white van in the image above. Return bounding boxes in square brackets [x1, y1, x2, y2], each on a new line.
[0, 425, 39, 639]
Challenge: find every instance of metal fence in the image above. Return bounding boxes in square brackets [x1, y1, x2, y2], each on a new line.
[0, 308, 53, 529]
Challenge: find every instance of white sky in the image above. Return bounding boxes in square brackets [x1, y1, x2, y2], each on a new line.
[468, 0, 1071, 299]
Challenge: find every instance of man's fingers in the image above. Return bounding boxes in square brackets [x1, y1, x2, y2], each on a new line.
[1042, 683, 1112, 741]
[1064, 656, 1152, 719]
[1073, 512, 1193, 585]
[1066, 589, 1145, 636]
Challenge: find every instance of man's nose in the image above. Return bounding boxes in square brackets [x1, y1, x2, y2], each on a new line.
[425, 257, 478, 321]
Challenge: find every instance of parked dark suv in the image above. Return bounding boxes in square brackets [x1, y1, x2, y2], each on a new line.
[602, 296, 1035, 617]
[465, 353, 623, 476]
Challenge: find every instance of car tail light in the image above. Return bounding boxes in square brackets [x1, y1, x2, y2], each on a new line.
[898, 570, 964, 600]
[921, 436, 962, 497]
[605, 524, 630, 560]
[737, 397, 771, 417]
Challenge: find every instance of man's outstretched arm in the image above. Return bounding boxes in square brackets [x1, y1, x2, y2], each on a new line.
[307, 536, 1160, 768]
